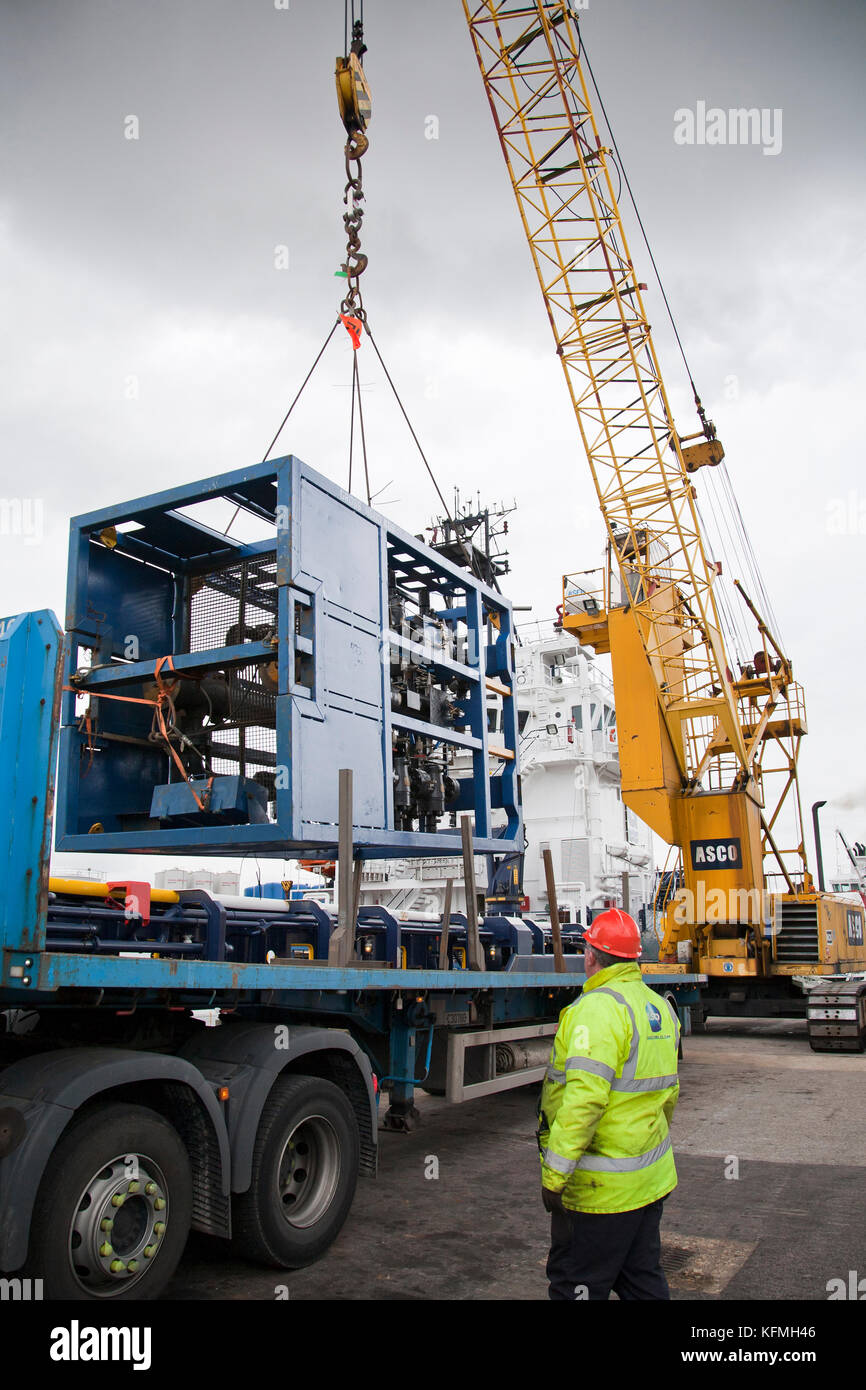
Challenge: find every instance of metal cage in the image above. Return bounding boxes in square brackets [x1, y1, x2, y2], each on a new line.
[56, 457, 521, 858]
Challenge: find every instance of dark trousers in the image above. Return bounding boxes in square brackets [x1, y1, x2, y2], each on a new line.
[546, 1198, 670, 1301]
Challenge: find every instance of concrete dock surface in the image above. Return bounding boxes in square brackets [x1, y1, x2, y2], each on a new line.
[169, 1019, 866, 1302]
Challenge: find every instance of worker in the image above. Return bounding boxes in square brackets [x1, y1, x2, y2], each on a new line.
[537, 907, 680, 1300]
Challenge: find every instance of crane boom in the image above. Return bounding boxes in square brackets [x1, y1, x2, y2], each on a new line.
[459, 0, 849, 981]
[463, 1, 813, 926]
[463, 2, 750, 781]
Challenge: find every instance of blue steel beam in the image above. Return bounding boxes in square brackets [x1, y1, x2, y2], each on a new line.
[391, 711, 482, 752]
[0, 612, 63, 954]
[69, 460, 280, 533]
[1, 948, 707, 997]
[386, 629, 481, 684]
[0, 951, 706, 1017]
[6, 952, 583, 994]
[75, 641, 274, 687]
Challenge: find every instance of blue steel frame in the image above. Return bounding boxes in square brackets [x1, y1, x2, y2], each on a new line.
[0, 611, 63, 954]
[56, 457, 521, 859]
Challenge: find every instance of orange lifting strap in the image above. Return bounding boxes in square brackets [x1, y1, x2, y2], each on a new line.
[65, 655, 214, 813]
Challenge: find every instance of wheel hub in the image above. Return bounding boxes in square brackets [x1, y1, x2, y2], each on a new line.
[277, 1115, 341, 1230]
[68, 1153, 168, 1295]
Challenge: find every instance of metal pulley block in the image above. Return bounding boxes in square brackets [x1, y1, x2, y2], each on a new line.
[335, 50, 371, 139]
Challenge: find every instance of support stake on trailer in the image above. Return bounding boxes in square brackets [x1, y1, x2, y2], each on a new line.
[329, 768, 355, 965]
[542, 847, 566, 973]
[461, 815, 485, 971]
[352, 857, 363, 937]
[438, 878, 454, 971]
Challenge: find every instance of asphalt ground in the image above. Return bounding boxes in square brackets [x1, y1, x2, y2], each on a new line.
[167, 1018, 866, 1304]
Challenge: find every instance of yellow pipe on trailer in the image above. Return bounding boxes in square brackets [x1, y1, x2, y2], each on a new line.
[48, 878, 180, 904]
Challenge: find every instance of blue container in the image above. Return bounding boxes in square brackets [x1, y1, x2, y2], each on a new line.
[56, 457, 520, 859]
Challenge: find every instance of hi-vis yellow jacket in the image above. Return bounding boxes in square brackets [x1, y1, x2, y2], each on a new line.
[538, 961, 680, 1213]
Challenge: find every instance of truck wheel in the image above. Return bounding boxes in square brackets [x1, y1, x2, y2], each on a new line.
[232, 1073, 359, 1269]
[25, 1102, 192, 1300]
[662, 992, 684, 1059]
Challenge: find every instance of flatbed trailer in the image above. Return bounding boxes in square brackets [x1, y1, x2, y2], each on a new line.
[0, 934, 702, 1300]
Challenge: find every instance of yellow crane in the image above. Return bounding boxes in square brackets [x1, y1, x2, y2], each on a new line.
[461, 1, 866, 1047]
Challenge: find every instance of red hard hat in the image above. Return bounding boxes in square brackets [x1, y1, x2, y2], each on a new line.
[584, 907, 641, 960]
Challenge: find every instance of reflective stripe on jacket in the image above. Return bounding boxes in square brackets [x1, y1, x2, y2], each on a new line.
[538, 961, 680, 1213]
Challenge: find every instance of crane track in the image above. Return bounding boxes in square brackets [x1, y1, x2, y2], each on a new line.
[807, 978, 866, 1053]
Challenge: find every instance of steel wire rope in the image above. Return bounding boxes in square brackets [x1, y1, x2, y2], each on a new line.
[347, 343, 358, 496]
[362, 327, 457, 528]
[353, 349, 373, 506]
[223, 318, 341, 536]
[574, 20, 700, 406]
[516, 24, 658, 549]
[719, 461, 785, 647]
[504, 21, 638, 435]
[574, 17, 788, 664]
[708, 463, 784, 654]
[694, 505, 739, 652]
[709, 470, 767, 647]
[696, 493, 752, 663]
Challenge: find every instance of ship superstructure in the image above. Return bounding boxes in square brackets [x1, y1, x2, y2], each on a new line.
[296, 621, 656, 930]
[513, 622, 655, 924]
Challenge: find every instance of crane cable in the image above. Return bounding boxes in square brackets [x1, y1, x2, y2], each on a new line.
[344, 0, 364, 58]
[333, 10, 474, 549]
[571, 13, 786, 652]
[231, 7, 458, 545]
[347, 346, 372, 504]
[572, 18, 708, 430]
[227, 6, 370, 534]
[550, 16, 746, 662]
[223, 317, 342, 535]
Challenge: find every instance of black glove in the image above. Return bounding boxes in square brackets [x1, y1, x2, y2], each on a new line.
[542, 1187, 565, 1214]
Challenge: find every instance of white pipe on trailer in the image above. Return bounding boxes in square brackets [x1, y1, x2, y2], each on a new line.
[211, 894, 292, 913]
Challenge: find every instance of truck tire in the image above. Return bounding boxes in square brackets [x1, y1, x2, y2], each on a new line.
[24, 1102, 192, 1301]
[662, 992, 684, 1059]
[232, 1073, 359, 1269]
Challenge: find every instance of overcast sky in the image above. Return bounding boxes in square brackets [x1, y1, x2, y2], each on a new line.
[2, 0, 864, 887]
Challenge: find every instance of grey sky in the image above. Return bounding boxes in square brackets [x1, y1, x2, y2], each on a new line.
[2, 0, 864, 885]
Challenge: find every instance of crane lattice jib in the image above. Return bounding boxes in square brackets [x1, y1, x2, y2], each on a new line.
[463, 1, 752, 785]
